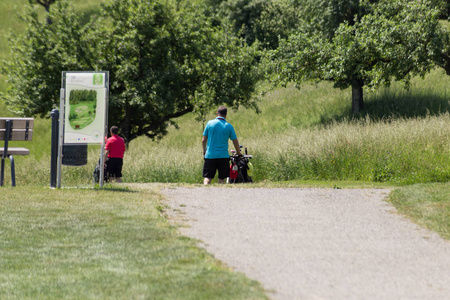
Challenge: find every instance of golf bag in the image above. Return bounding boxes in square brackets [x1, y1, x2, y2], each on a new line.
[93, 159, 108, 183]
[229, 147, 253, 184]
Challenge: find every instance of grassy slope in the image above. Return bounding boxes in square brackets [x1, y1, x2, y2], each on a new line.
[0, 0, 28, 92]
[0, 0, 449, 241]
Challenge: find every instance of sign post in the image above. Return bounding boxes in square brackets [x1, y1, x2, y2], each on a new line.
[57, 71, 109, 188]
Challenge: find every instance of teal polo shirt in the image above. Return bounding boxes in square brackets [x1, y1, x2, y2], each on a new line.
[203, 117, 237, 159]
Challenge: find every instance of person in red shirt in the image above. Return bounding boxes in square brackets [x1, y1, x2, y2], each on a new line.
[104, 126, 126, 182]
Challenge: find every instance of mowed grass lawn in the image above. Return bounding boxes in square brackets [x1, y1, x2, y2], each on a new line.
[389, 182, 450, 240]
[69, 101, 96, 130]
[0, 185, 268, 300]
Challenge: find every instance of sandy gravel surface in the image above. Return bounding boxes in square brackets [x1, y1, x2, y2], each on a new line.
[162, 187, 450, 300]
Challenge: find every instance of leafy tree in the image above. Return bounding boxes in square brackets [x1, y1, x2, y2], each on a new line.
[1, 2, 98, 117]
[293, 0, 377, 40]
[266, 0, 444, 115]
[430, 0, 450, 19]
[437, 24, 450, 74]
[212, 0, 299, 49]
[98, 0, 261, 141]
[1, 0, 261, 143]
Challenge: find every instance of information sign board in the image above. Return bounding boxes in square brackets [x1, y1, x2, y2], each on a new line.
[62, 72, 109, 144]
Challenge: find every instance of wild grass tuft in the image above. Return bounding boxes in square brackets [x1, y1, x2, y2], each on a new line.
[251, 114, 450, 184]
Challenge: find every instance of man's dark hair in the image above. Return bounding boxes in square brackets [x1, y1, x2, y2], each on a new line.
[110, 126, 119, 135]
[217, 106, 227, 117]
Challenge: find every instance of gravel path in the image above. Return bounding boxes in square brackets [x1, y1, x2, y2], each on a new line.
[162, 187, 450, 300]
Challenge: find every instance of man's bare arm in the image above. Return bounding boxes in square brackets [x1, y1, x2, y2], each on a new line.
[202, 136, 207, 156]
[232, 139, 242, 155]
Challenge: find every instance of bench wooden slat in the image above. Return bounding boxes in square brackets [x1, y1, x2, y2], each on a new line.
[0, 147, 30, 156]
[0, 118, 34, 129]
[0, 130, 34, 141]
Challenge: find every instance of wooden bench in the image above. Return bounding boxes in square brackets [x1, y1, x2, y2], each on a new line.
[0, 118, 34, 186]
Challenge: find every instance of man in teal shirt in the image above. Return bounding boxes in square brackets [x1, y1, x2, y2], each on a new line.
[202, 106, 242, 185]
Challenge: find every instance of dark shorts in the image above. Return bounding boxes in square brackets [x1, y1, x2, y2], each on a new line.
[107, 157, 123, 178]
[203, 158, 230, 180]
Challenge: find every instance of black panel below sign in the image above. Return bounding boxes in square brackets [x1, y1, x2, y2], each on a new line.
[62, 144, 88, 166]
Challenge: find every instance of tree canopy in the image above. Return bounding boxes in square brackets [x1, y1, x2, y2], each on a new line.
[3, 0, 450, 133]
[1, 0, 261, 142]
[265, 0, 446, 115]
[212, 0, 299, 49]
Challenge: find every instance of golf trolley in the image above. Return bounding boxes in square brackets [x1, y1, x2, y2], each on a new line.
[229, 146, 253, 184]
[93, 158, 109, 184]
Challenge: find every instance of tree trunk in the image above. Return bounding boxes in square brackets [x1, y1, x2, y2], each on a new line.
[121, 101, 132, 146]
[351, 79, 364, 115]
[448, 0, 450, 19]
[45, 4, 52, 25]
[35, 0, 53, 24]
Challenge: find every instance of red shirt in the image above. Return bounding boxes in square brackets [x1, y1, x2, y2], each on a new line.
[105, 134, 126, 158]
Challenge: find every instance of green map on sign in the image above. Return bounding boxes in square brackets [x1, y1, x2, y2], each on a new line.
[68, 89, 97, 130]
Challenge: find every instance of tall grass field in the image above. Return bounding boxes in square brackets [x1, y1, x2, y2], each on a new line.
[4, 69, 449, 187]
